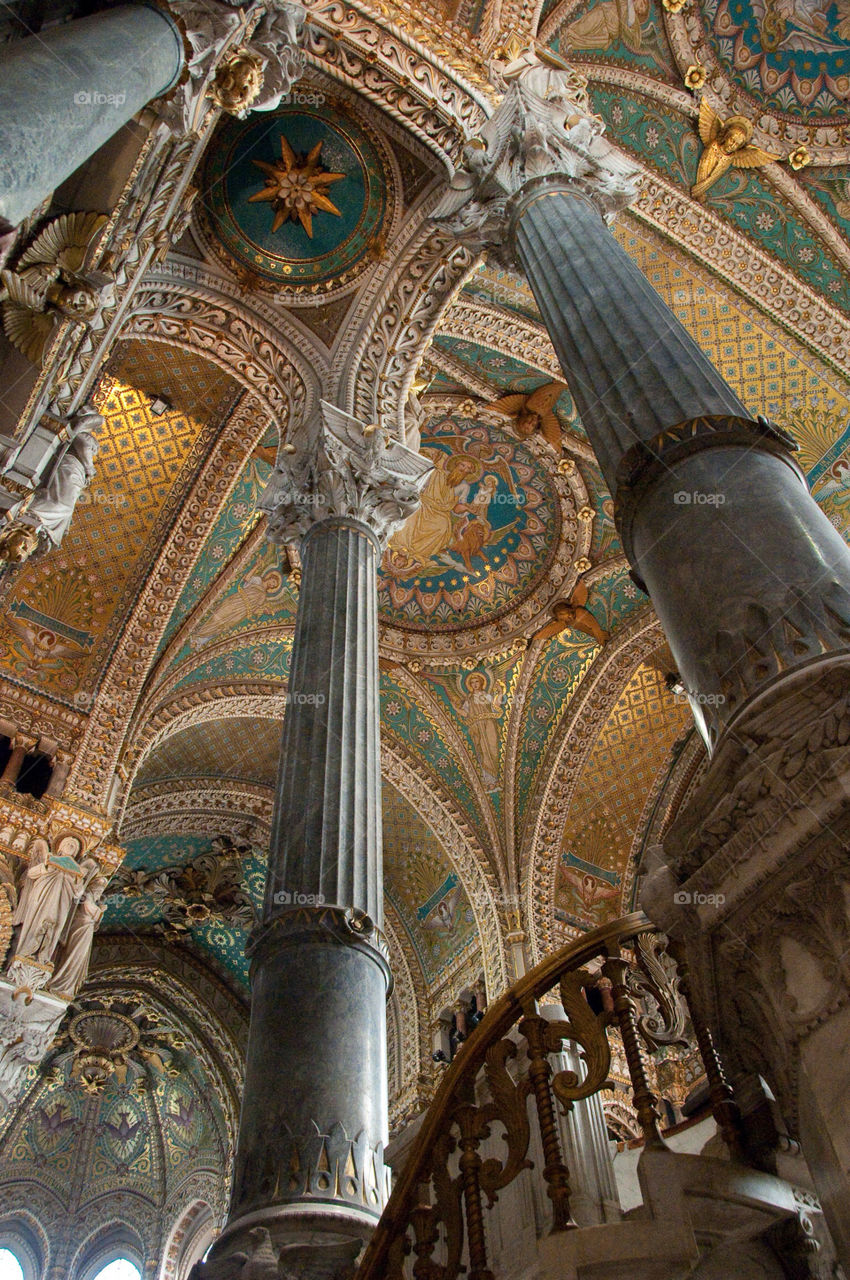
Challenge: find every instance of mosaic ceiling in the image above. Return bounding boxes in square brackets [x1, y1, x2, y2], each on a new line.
[201, 98, 390, 290]
[2, 0, 850, 1016]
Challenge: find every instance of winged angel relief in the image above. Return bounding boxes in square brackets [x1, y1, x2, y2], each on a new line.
[691, 100, 778, 201]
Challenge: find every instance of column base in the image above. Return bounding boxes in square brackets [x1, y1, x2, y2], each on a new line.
[191, 1207, 368, 1280]
[200, 910, 391, 1279]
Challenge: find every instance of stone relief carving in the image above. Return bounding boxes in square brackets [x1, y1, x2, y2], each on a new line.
[260, 400, 434, 548]
[4, 837, 101, 993]
[107, 835, 257, 936]
[431, 48, 641, 263]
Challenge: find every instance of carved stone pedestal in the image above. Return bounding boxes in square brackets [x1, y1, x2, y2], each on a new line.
[643, 658, 850, 1269]
[0, 978, 68, 1113]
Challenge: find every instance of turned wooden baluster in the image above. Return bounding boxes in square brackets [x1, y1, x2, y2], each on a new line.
[667, 939, 744, 1158]
[410, 1182, 443, 1280]
[602, 953, 666, 1148]
[519, 1010, 578, 1233]
[453, 1080, 494, 1280]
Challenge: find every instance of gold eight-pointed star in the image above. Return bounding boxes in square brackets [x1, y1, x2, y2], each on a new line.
[248, 136, 345, 237]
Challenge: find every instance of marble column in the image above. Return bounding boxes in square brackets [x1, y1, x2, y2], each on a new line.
[194, 403, 431, 1280]
[433, 50, 850, 750]
[0, 3, 185, 231]
[432, 50, 850, 1264]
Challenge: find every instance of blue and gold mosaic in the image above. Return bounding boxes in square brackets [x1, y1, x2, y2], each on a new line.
[202, 101, 388, 287]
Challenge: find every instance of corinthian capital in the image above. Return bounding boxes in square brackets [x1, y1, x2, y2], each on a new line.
[259, 402, 434, 550]
[431, 46, 642, 262]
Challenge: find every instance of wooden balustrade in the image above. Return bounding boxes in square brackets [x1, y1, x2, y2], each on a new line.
[357, 912, 739, 1280]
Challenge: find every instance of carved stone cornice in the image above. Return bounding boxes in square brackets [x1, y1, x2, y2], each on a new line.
[120, 779, 274, 842]
[259, 400, 433, 548]
[431, 51, 641, 264]
[300, 0, 492, 164]
[436, 296, 562, 379]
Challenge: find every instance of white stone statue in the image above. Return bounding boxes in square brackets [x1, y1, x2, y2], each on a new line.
[24, 409, 101, 547]
[248, 2, 307, 111]
[6, 839, 95, 988]
[48, 874, 108, 999]
[10, 837, 49, 940]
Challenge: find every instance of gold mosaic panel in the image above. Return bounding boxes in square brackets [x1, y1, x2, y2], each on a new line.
[614, 221, 850, 423]
[0, 379, 219, 701]
[554, 661, 689, 933]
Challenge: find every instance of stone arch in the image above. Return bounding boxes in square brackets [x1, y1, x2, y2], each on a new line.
[159, 1198, 217, 1280]
[520, 608, 663, 963]
[0, 1212, 48, 1280]
[72, 1220, 146, 1280]
[125, 269, 320, 431]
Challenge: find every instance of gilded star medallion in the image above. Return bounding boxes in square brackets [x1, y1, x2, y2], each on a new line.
[248, 136, 345, 237]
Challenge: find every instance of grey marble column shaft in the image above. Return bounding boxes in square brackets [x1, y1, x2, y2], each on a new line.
[196, 405, 431, 1280]
[0, 4, 184, 228]
[512, 184, 746, 494]
[511, 183, 850, 744]
[265, 518, 382, 923]
[214, 518, 389, 1272]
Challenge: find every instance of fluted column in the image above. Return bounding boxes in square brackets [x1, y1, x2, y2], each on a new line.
[433, 47, 850, 750]
[0, 4, 185, 230]
[433, 50, 850, 1262]
[511, 184, 850, 747]
[195, 403, 431, 1280]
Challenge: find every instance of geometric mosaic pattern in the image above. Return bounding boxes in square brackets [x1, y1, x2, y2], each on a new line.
[554, 660, 690, 936]
[136, 717, 284, 788]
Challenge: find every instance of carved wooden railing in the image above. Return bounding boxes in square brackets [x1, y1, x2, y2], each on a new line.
[358, 912, 739, 1280]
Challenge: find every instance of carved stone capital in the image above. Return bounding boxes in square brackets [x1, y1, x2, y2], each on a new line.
[259, 401, 433, 550]
[431, 48, 641, 263]
[157, 0, 305, 131]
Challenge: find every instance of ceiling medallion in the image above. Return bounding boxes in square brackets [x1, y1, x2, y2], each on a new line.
[50, 997, 184, 1094]
[199, 94, 392, 297]
[249, 138, 345, 236]
[376, 413, 589, 654]
[666, 0, 850, 145]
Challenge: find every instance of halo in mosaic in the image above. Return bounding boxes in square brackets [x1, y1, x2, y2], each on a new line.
[378, 418, 561, 630]
[201, 101, 389, 288]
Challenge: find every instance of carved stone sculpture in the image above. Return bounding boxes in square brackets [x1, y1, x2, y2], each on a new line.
[5, 838, 95, 990]
[248, 2, 307, 111]
[48, 874, 108, 999]
[259, 400, 434, 548]
[431, 45, 641, 263]
[0, 212, 111, 363]
[21, 408, 102, 548]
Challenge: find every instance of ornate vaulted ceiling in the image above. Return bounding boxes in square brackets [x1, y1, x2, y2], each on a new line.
[1, 0, 849, 1042]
